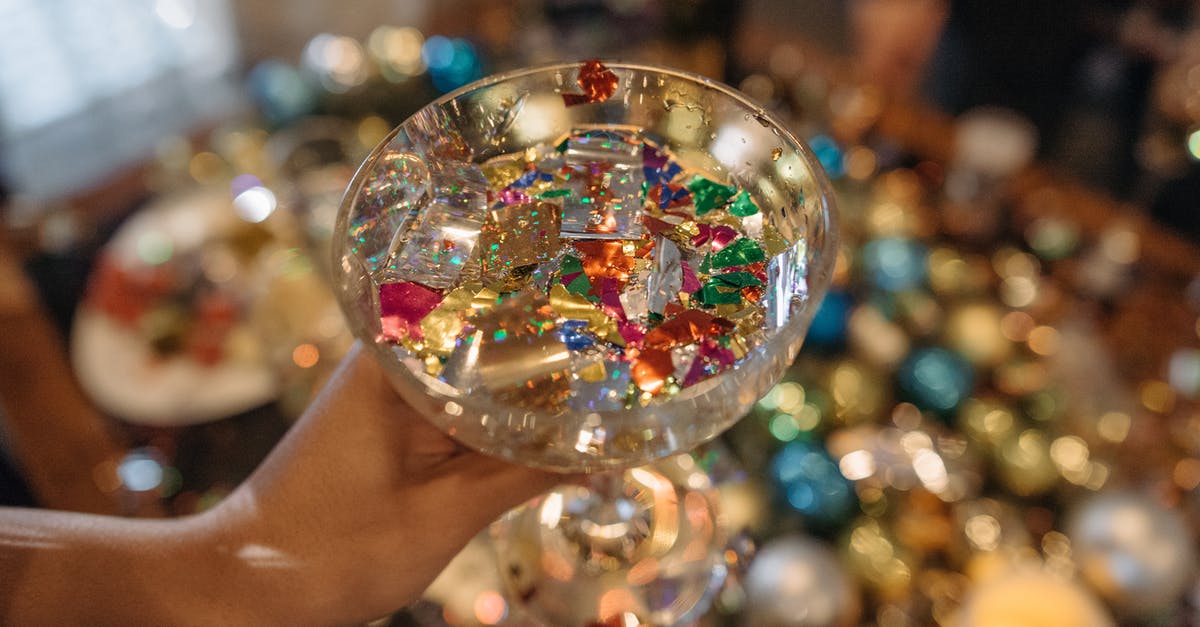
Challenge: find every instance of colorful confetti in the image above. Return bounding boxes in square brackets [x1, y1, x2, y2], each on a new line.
[371, 115, 804, 409]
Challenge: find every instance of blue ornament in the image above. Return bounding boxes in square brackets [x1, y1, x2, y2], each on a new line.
[423, 36, 483, 93]
[861, 238, 928, 292]
[770, 441, 856, 531]
[808, 135, 845, 179]
[245, 60, 318, 126]
[807, 290, 852, 348]
[897, 347, 974, 414]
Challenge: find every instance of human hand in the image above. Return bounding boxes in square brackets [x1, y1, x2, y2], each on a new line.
[196, 341, 567, 624]
[0, 341, 564, 625]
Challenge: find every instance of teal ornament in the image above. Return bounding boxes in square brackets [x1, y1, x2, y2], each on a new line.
[423, 36, 483, 92]
[897, 347, 974, 415]
[807, 289, 852, 348]
[861, 238, 927, 292]
[808, 134, 845, 179]
[770, 441, 856, 532]
[246, 60, 318, 126]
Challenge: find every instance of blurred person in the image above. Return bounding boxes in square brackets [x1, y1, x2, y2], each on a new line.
[850, 0, 1200, 237]
[849, 0, 949, 101]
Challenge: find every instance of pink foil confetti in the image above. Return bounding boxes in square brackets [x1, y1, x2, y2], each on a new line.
[596, 277, 628, 321]
[497, 188, 531, 206]
[681, 261, 702, 293]
[379, 281, 444, 341]
[618, 321, 646, 347]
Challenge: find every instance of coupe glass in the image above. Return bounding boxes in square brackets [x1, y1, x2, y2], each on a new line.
[332, 61, 837, 625]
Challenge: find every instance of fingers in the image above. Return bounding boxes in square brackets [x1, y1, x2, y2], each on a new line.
[398, 417, 464, 473]
[322, 342, 575, 527]
[416, 452, 571, 531]
[303, 341, 445, 449]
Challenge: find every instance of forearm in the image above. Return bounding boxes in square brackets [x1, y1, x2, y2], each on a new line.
[0, 506, 266, 626]
[0, 341, 568, 626]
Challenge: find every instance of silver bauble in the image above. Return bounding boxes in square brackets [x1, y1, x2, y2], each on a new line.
[743, 536, 861, 627]
[1067, 491, 1196, 617]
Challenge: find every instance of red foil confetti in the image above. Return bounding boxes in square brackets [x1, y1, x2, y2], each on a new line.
[618, 320, 646, 346]
[562, 59, 619, 106]
[693, 224, 740, 250]
[379, 281, 444, 342]
[644, 215, 677, 236]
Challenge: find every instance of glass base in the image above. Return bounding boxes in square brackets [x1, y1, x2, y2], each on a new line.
[493, 454, 727, 627]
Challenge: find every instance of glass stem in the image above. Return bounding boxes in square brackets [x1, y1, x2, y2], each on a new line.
[586, 470, 627, 500]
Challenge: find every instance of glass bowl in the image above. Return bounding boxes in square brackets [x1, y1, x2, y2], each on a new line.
[332, 61, 837, 471]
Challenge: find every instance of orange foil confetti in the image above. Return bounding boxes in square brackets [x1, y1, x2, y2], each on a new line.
[562, 59, 619, 106]
[641, 310, 738, 350]
[479, 200, 562, 280]
[644, 309, 718, 349]
[575, 240, 639, 285]
[632, 347, 674, 393]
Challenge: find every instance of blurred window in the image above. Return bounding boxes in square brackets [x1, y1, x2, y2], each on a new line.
[0, 0, 242, 201]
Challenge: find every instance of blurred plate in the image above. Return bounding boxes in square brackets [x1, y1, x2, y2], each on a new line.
[71, 189, 278, 426]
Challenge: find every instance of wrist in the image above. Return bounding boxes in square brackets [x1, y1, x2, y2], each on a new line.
[175, 491, 351, 626]
[159, 502, 298, 625]
[113, 512, 263, 626]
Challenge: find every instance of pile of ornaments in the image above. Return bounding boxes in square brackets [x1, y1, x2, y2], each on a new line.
[713, 59, 1200, 627]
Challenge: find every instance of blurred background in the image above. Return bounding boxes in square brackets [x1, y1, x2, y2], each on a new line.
[1, 1, 1200, 625]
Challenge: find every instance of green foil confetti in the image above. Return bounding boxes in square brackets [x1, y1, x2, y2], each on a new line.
[697, 283, 744, 305]
[712, 271, 763, 288]
[537, 188, 573, 199]
[565, 272, 592, 298]
[562, 255, 584, 275]
[729, 191, 760, 217]
[711, 238, 766, 269]
[688, 176, 738, 215]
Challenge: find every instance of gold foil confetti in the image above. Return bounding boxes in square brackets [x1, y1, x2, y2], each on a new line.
[480, 200, 562, 288]
[549, 284, 624, 346]
[579, 359, 608, 382]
